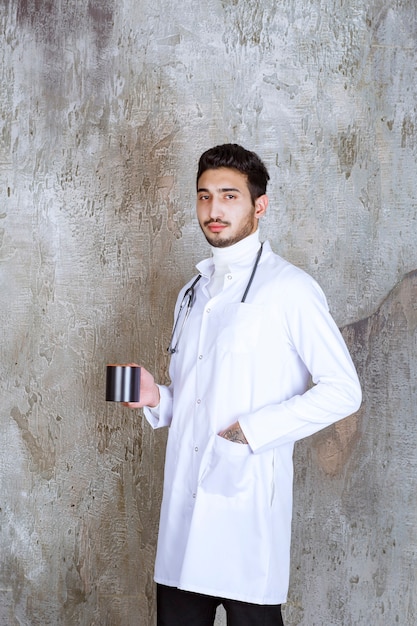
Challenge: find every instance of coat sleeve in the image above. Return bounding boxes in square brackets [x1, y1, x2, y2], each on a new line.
[143, 383, 173, 428]
[239, 274, 362, 454]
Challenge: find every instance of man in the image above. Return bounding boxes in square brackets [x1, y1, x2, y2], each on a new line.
[125, 144, 362, 625]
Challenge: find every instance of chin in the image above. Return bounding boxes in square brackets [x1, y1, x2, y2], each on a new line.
[209, 239, 233, 248]
[204, 234, 233, 248]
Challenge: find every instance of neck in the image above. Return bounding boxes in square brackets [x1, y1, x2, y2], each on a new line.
[210, 231, 260, 270]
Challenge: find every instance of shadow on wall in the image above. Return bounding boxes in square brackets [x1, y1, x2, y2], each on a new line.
[311, 268, 417, 475]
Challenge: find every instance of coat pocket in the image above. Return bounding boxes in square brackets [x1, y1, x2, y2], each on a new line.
[199, 435, 258, 498]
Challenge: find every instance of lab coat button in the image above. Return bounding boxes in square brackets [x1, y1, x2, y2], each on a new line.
[194, 446, 198, 452]
[227, 274, 232, 280]
[198, 354, 203, 360]
[196, 399, 201, 404]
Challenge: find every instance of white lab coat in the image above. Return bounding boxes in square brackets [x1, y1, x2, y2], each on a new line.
[144, 241, 361, 604]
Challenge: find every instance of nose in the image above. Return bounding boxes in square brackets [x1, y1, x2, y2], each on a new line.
[208, 196, 224, 220]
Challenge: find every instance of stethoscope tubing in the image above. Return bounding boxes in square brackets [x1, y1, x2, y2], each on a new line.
[167, 243, 263, 354]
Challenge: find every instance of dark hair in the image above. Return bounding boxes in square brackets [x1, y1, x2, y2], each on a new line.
[196, 143, 270, 204]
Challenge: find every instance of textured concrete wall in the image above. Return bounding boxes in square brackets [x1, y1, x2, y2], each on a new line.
[1, 0, 416, 624]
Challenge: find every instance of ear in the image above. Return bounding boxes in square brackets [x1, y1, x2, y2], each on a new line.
[254, 194, 268, 219]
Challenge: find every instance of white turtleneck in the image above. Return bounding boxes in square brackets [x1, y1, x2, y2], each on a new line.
[208, 230, 261, 298]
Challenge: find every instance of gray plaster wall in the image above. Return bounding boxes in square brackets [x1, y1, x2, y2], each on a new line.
[0, 0, 416, 624]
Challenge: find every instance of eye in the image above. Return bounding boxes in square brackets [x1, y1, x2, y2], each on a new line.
[198, 194, 210, 201]
[225, 194, 236, 200]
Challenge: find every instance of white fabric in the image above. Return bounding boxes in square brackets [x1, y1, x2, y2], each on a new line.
[144, 240, 362, 604]
[208, 230, 260, 297]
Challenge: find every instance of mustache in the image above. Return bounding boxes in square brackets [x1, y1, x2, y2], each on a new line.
[203, 218, 230, 226]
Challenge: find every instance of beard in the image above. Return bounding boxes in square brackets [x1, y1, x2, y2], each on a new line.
[200, 213, 257, 248]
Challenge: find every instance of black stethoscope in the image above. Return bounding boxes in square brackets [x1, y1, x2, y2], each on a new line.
[167, 243, 264, 354]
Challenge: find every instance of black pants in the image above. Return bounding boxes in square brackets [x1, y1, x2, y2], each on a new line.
[157, 584, 284, 626]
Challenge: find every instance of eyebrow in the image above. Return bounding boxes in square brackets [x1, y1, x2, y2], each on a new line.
[197, 187, 241, 193]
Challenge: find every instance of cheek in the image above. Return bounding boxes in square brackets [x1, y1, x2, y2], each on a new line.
[196, 206, 204, 222]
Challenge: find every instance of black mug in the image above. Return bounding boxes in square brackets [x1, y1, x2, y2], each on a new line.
[106, 365, 141, 402]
